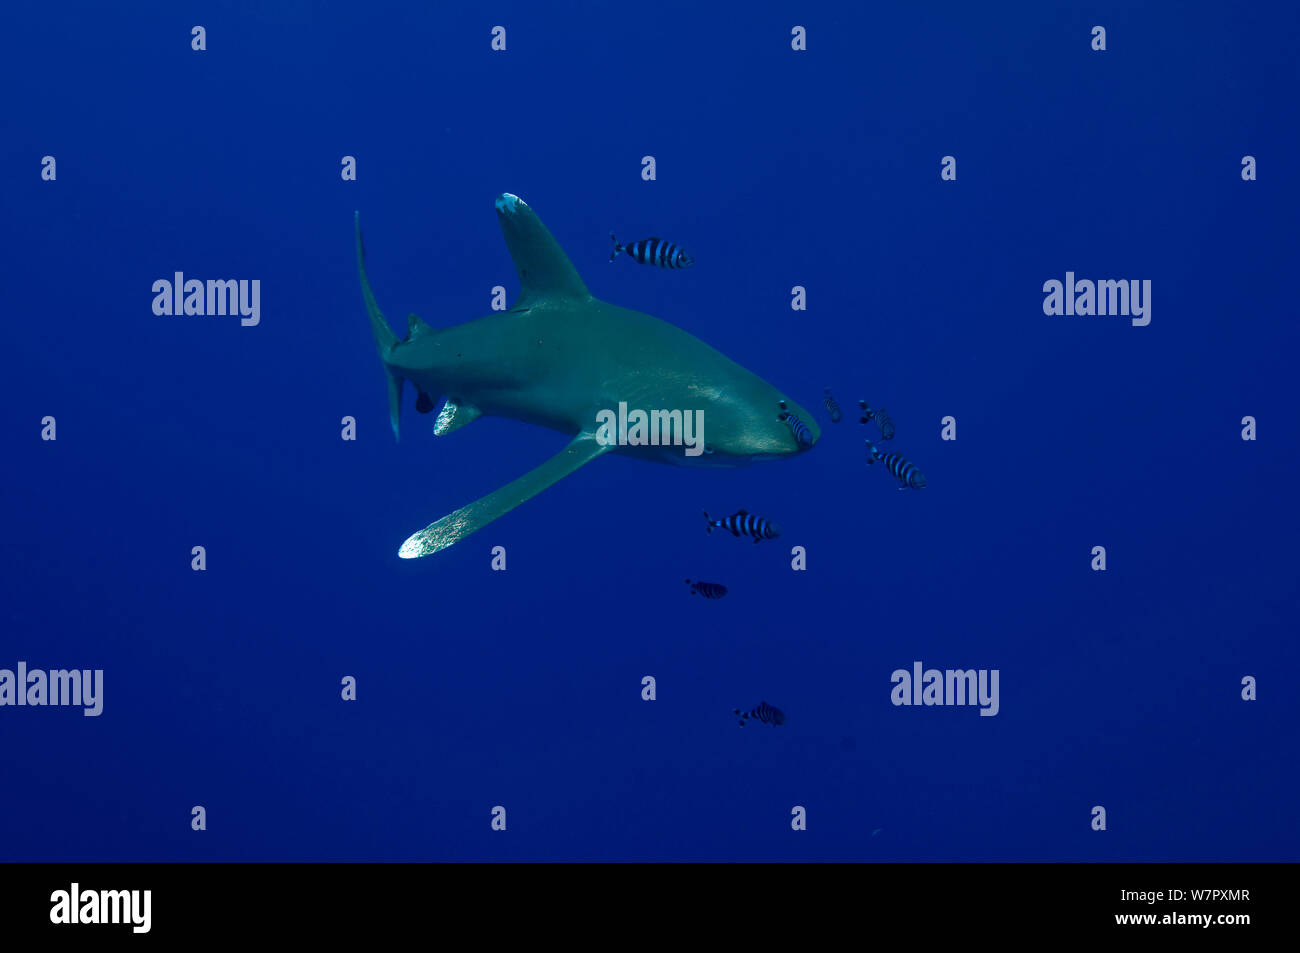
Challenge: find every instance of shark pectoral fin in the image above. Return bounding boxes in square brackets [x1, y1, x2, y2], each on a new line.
[398, 432, 610, 558]
[494, 193, 590, 306]
[433, 398, 482, 436]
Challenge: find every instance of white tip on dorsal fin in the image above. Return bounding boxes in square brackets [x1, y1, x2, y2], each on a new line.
[433, 399, 482, 436]
[494, 193, 590, 306]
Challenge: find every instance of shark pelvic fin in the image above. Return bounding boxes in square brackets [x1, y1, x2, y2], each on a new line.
[398, 432, 610, 558]
[494, 193, 590, 307]
[432, 399, 482, 436]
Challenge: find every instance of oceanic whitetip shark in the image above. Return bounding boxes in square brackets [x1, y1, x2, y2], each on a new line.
[355, 193, 819, 558]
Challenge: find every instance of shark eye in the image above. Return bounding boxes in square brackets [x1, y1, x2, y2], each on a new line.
[704, 444, 714, 455]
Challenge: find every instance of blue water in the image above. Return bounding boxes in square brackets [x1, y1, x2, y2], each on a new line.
[3, 1, 1297, 861]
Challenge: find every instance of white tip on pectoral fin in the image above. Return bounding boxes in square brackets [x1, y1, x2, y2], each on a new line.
[494, 192, 525, 213]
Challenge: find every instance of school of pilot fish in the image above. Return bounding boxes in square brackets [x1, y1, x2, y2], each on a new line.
[605, 226, 931, 730]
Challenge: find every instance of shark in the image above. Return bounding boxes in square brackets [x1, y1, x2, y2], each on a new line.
[355, 192, 820, 558]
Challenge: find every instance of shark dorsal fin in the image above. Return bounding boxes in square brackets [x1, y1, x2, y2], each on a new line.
[495, 193, 590, 306]
[406, 313, 435, 342]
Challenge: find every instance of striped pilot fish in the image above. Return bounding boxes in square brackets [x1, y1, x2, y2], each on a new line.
[704, 509, 781, 543]
[609, 233, 694, 269]
[859, 400, 896, 440]
[733, 700, 786, 727]
[685, 578, 728, 599]
[777, 400, 814, 448]
[865, 439, 926, 489]
[823, 388, 843, 423]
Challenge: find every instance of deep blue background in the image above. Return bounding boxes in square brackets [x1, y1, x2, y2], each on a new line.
[2, 1, 1296, 861]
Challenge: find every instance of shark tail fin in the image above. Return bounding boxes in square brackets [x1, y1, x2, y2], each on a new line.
[355, 211, 406, 442]
[609, 232, 621, 262]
